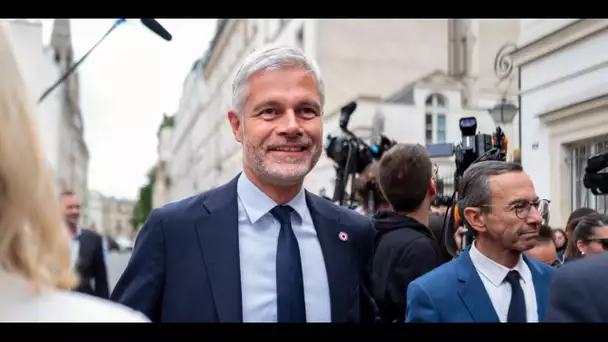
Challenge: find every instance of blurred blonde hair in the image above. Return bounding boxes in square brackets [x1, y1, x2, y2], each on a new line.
[0, 22, 77, 291]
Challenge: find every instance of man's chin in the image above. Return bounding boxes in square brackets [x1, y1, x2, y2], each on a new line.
[263, 166, 311, 186]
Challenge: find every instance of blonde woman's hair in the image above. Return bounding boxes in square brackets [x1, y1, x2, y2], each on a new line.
[0, 22, 77, 291]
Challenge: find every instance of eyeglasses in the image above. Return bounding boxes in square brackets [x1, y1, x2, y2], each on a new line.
[480, 199, 550, 219]
[508, 199, 550, 219]
[588, 238, 608, 249]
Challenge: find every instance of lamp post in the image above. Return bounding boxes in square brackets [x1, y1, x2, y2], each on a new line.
[492, 42, 521, 162]
[488, 98, 518, 124]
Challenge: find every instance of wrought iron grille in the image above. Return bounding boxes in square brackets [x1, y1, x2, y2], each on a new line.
[568, 138, 608, 215]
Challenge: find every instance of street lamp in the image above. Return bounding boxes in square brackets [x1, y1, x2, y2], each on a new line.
[488, 98, 518, 124]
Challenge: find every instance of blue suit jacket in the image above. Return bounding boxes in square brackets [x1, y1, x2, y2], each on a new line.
[405, 248, 554, 322]
[110, 175, 377, 322]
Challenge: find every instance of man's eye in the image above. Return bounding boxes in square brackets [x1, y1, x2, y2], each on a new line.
[260, 109, 276, 115]
[514, 203, 528, 210]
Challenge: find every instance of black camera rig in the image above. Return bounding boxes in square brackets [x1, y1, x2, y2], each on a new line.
[583, 151, 608, 195]
[324, 101, 396, 208]
[436, 116, 509, 256]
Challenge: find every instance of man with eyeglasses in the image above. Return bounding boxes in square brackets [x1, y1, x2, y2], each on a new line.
[405, 161, 555, 322]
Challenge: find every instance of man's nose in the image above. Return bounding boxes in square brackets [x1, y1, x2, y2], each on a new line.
[527, 205, 543, 224]
[278, 110, 303, 135]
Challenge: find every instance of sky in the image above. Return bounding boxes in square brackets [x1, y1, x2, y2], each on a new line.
[37, 19, 217, 200]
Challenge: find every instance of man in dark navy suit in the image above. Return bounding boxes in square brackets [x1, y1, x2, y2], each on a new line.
[546, 248, 608, 322]
[111, 45, 376, 323]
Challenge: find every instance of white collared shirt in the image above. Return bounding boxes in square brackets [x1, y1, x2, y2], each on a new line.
[237, 172, 331, 323]
[469, 243, 539, 322]
[70, 227, 82, 269]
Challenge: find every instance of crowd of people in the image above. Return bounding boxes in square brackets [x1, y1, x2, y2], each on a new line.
[0, 21, 606, 322]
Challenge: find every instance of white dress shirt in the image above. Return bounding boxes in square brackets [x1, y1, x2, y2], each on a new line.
[237, 172, 331, 322]
[70, 227, 81, 269]
[469, 242, 539, 322]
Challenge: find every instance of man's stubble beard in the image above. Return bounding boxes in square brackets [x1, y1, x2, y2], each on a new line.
[242, 135, 321, 187]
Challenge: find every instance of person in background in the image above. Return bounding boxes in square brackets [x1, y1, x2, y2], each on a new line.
[111, 45, 377, 323]
[428, 211, 454, 263]
[353, 162, 392, 216]
[0, 23, 147, 322]
[406, 161, 554, 323]
[62, 191, 110, 299]
[89, 223, 120, 253]
[563, 207, 597, 262]
[525, 225, 559, 267]
[566, 214, 608, 261]
[551, 229, 567, 264]
[371, 143, 444, 323]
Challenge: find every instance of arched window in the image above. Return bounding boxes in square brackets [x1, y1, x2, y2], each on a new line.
[425, 93, 448, 145]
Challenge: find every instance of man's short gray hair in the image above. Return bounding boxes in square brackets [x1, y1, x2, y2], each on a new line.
[460, 161, 524, 210]
[231, 45, 325, 115]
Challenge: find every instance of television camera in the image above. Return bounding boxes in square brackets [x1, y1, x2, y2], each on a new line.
[324, 101, 396, 208]
[433, 117, 510, 257]
[583, 150, 608, 196]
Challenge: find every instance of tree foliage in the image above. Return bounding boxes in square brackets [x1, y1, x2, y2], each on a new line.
[130, 167, 156, 231]
[131, 113, 175, 231]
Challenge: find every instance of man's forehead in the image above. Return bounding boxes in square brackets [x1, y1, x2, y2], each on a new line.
[488, 171, 536, 201]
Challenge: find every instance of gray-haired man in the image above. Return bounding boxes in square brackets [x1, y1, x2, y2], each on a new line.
[111, 45, 377, 323]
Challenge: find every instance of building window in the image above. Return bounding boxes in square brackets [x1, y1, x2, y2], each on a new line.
[296, 26, 304, 51]
[437, 114, 446, 144]
[425, 93, 448, 145]
[371, 110, 385, 137]
[570, 138, 608, 214]
[425, 113, 433, 145]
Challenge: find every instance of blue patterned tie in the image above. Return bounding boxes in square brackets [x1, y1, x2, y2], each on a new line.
[505, 270, 527, 322]
[270, 205, 306, 322]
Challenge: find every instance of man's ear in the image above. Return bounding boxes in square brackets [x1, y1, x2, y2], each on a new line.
[228, 110, 242, 143]
[463, 207, 487, 234]
[428, 179, 437, 198]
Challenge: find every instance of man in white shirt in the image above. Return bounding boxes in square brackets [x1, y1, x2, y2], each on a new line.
[405, 161, 554, 322]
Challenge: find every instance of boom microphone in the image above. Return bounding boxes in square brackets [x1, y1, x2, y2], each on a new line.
[140, 19, 172, 41]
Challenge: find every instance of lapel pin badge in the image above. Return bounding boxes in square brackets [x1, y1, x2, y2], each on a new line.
[338, 231, 348, 242]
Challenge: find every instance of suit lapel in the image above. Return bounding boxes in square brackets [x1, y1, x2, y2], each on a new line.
[456, 251, 500, 322]
[305, 193, 356, 322]
[523, 254, 550, 320]
[196, 175, 243, 322]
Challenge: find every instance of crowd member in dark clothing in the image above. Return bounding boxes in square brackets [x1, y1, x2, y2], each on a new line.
[552, 228, 567, 264]
[353, 162, 392, 216]
[428, 211, 453, 263]
[546, 250, 608, 322]
[371, 144, 444, 323]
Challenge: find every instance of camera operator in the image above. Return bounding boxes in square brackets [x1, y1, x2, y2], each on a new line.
[371, 143, 444, 323]
[353, 162, 391, 216]
[405, 161, 555, 322]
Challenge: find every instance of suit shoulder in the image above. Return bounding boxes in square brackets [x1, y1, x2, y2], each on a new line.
[151, 190, 219, 226]
[531, 258, 555, 275]
[556, 253, 608, 280]
[411, 257, 458, 291]
[316, 197, 372, 229]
